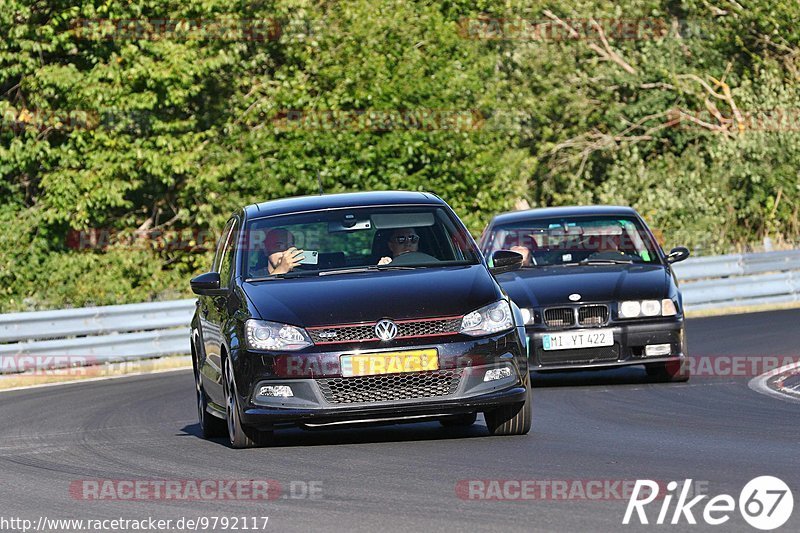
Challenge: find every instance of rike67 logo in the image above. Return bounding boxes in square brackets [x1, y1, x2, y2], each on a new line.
[624, 477, 794, 530]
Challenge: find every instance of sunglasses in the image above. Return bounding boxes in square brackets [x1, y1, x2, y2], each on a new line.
[392, 235, 420, 244]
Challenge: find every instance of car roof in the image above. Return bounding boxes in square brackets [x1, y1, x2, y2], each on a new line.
[243, 191, 445, 219]
[488, 205, 640, 226]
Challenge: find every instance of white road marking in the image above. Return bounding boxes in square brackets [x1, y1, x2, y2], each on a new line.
[747, 360, 800, 404]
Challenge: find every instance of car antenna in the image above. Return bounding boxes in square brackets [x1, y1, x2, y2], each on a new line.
[317, 170, 324, 195]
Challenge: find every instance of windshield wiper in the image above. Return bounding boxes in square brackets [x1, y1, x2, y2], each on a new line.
[318, 265, 416, 277]
[245, 271, 321, 282]
[248, 264, 429, 281]
[572, 258, 634, 265]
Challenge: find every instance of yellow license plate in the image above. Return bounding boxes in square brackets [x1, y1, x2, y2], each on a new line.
[340, 349, 439, 377]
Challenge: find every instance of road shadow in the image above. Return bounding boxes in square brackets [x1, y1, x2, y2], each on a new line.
[180, 417, 493, 449]
[530, 365, 676, 388]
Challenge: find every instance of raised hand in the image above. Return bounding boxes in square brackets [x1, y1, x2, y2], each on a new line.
[270, 247, 305, 274]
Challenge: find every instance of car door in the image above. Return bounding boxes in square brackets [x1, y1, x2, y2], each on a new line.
[198, 217, 237, 403]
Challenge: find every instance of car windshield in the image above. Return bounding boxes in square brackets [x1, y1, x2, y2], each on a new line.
[242, 206, 481, 280]
[483, 215, 662, 266]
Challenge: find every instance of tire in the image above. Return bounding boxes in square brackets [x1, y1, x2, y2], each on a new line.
[195, 365, 226, 439]
[439, 412, 478, 428]
[484, 377, 532, 436]
[646, 359, 690, 382]
[223, 357, 273, 448]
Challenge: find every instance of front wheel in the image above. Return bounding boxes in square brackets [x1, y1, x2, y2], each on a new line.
[223, 357, 273, 448]
[484, 377, 532, 436]
[195, 366, 226, 439]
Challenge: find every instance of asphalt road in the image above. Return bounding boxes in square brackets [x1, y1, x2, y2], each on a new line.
[1, 309, 798, 532]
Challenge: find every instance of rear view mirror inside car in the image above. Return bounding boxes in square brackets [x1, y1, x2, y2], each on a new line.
[327, 214, 372, 232]
[548, 226, 583, 236]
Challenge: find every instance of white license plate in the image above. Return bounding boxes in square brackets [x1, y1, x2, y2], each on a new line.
[542, 329, 614, 351]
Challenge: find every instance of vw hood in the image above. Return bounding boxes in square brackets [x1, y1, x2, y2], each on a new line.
[242, 265, 502, 326]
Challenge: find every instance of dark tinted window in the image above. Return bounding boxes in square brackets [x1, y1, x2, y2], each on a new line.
[212, 218, 235, 272]
[484, 215, 661, 266]
[243, 206, 479, 279]
[218, 219, 239, 287]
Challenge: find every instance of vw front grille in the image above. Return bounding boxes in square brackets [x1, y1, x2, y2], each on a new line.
[307, 316, 463, 344]
[316, 370, 462, 404]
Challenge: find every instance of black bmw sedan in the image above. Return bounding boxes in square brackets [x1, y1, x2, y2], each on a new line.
[190, 191, 531, 447]
[479, 206, 691, 382]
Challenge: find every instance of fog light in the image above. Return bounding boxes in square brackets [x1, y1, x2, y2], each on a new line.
[644, 344, 671, 356]
[484, 367, 513, 382]
[258, 385, 293, 397]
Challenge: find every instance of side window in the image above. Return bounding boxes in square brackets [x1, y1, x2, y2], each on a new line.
[218, 219, 239, 288]
[212, 219, 235, 272]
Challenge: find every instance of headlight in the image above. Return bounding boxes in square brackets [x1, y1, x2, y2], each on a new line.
[640, 300, 661, 316]
[618, 299, 678, 318]
[245, 319, 313, 351]
[619, 301, 641, 318]
[460, 300, 514, 336]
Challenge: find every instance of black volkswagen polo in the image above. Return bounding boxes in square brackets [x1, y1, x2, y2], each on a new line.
[190, 191, 531, 447]
[479, 206, 691, 382]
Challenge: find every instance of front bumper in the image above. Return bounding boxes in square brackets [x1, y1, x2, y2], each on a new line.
[241, 382, 527, 429]
[528, 317, 686, 371]
[231, 329, 528, 429]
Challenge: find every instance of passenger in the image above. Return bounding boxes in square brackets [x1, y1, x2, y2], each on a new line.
[378, 228, 420, 265]
[264, 228, 304, 275]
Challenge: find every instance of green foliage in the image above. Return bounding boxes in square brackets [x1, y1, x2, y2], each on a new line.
[1, 0, 798, 311]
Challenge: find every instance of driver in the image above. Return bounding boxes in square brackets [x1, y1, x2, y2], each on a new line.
[586, 232, 626, 259]
[378, 228, 419, 265]
[263, 228, 305, 275]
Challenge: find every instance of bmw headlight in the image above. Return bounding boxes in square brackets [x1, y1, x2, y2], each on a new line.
[245, 319, 313, 351]
[618, 299, 678, 318]
[460, 300, 514, 336]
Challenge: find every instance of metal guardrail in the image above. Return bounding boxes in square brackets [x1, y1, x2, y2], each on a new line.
[0, 250, 798, 374]
[672, 250, 800, 311]
[0, 299, 195, 343]
[671, 250, 800, 281]
[0, 300, 195, 374]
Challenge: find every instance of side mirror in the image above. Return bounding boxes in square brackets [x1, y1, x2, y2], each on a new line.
[666, 247, 690, 264]
[190, 272, 226, 296]
[490, 250, 523, 275]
